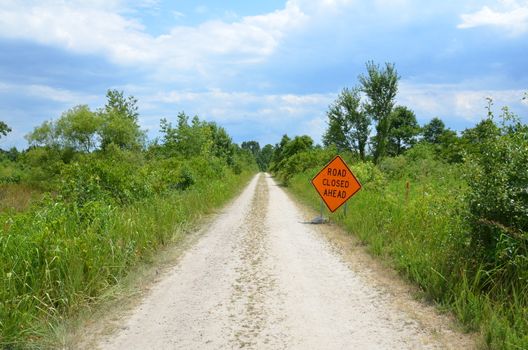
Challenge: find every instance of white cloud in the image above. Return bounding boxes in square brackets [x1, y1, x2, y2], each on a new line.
[0, 81, 99, 105]
[398, 81, 527, 123]
[0, 0, 307, 72]
[144, 89, 333, 121]
[458, 1, 528, 35]
[135, 89, 334, 144]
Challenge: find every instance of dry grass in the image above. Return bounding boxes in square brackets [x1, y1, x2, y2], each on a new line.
[0, 183, 42, 212]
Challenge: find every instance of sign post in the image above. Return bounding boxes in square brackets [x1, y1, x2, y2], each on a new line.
[311, 155, 361, 216]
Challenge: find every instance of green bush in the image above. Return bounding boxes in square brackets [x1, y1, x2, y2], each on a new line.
[277, 148, 335, 185]
[464, 113, 528, 295]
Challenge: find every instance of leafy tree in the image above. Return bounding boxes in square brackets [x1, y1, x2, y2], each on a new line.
[0, 121, 11, 139]
[104, 89, 139, 122]
[25, 120, 60, 149]
[56, 105, 101, 152]
[387, 106, 420, 156]
[359, 61, 399, 163]
[269, 134, 290, 172]
[436, 129, 462, 163]
[422, 117, 446, 144]
[241, 141, 260, 157]
[99, 90, 145, 151]
[465, 107, 528, 289]
[160, 113, 203, 157]
[209, 122, 234, 163]
[461, 118, 500, 156]
[322, 87, 370, 160]
[258, 144, 274, 171]
[282, 135, 313, 160]
[3, 147, 19, 162]
[160, 113, 234, 162]
[241, 141, 275, 171]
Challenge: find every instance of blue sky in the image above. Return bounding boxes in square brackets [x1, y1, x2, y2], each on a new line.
[1, 0, 527, 149]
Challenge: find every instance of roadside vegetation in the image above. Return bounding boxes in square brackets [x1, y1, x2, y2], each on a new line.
[270, 62, 528, 349]
[0, 90, 257, 348]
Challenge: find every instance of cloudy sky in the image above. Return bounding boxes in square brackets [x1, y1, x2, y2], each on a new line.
[1, 0, 527, 149]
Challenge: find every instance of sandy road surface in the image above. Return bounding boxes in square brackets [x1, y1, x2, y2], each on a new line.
[98, 173, 473, 349]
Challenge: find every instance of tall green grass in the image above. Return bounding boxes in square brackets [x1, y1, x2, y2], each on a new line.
[0, 170, 253, 349]
[287, 163, 528, 349]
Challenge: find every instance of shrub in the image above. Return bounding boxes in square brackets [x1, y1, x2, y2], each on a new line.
[465, 112, 528, 294]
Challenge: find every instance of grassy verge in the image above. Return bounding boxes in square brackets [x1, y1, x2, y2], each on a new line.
[0, 184, 43, 213]
[285, 166, 527, 350]
[0, 170, 254, 349]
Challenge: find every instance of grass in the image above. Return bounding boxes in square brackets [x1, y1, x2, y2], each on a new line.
[285, 164, 528, 350]
[0, 184, 43, 213]
[0, 170, 254, 349]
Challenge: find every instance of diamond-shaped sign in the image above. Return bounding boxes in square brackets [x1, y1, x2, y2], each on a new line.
[311, 155, 362, 212]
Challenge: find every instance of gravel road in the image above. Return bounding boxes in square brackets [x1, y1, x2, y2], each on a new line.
[98, 173, 474, 349]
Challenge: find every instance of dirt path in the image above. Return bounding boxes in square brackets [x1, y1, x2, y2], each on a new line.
[97, 173, 474, 349]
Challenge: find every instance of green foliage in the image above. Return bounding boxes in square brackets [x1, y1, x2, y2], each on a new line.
[359, 61, 400, 163]
[464, 109, 528, 295]
[422, 117, 447, 144]
[258, 144, 274, 171]
[104, 89, 139, 122]
[0, 121, 11, 138]
[98, 104, 145, 152]
[387, 106, 419, 156]
[26, 91, 146, 153]
[25, 120, 60, 149]
[277, 148, 335, 185]
[0, 90, 258, 348]
[241, 141, 273, 171]
[269, 135, 314, 174]
[241, 140, 260, 156]
[160, 113, 235, 163]
[275, 94, 528, 347]
[56, 105, 101, 152]
[0, 168, 252, 348]
[322, 87, 370, 160]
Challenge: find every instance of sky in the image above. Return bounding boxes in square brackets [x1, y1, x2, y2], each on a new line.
[0, 0, 527, 149]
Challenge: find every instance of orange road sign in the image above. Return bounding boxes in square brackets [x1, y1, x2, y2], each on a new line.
[311, 155, 362, 212]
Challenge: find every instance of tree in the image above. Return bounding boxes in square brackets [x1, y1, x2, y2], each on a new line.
[422, 117, 447, 144]
[104, 89, 139, 122]
[208, 122, 234, 163]
[241, 141, 260, 157]
[160, 113, 234, 160]
[25, 120, 59, 148]
[322, 87, 370, 160]
[269, 134, 291, 172]
[99, 90, 145, 151]
[56, 105, 101, 152]
[0, 121, 11, 139]
[387, 106, 419, 156]
[258, 144, 274, 171]
[359, 61, 399, 163]
[282, 135, 313, 160]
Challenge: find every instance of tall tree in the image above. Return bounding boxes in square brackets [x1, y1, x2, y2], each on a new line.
[422, 117, 447, 144]
[56, 105, 101, 152]
[0, 121, 11, 139]
[359, 61, 399, 163]
[241, 141, 260, 157]
[258, 144, 274, 171]
[322, 87, 370, 160]
[99, 90, 145, 151]
[104, 89, 139, 122]
[25, 120, 59, 148]
[387, 106, 419, 156]
[270, 134, 291, 172]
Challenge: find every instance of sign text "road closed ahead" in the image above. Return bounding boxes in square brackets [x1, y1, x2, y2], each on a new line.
[311, 155, 361, 212]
